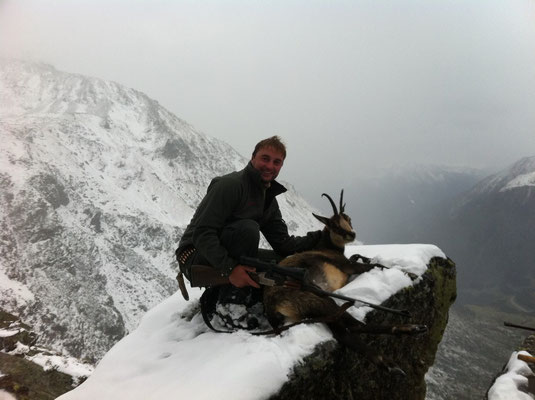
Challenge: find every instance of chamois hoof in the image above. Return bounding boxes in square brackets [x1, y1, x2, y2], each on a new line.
[349, 254, 371, 264]
[392, 324, 428, 335]
[387, 366, 407, 377]
[376, 356, 406, 377]
[406, 272, 418, 281]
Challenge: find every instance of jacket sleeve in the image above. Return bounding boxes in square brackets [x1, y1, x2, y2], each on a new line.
[261, 199, 322, 256]
[191, 178, 242, 276]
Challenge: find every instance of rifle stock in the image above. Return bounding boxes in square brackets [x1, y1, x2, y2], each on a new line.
[189, 258, 305, 288]
[190, 265, 230, 287]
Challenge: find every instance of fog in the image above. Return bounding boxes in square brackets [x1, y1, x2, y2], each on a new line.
[2, 0, 535, 202]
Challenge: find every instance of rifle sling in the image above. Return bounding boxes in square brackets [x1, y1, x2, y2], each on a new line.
[176, 271, 190, 301]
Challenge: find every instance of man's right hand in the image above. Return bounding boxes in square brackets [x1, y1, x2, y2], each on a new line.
[229, 265, 260, 288]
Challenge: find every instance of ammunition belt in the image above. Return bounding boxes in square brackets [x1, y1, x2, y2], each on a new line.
[178, 245, 196, 266]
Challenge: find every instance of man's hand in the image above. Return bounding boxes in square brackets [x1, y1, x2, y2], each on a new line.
[229, 265, 260, 288]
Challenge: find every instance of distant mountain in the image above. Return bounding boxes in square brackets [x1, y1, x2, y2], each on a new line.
[0, 59, 320, 362]
[344, 164, 485, 245]
[343, 159, 535, 311]
[447, 156, 535, 310]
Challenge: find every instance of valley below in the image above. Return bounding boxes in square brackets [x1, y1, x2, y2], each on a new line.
[426, 303, 535, 399]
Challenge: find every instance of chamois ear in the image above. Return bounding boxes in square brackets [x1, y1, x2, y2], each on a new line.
[312, 213, 332, 227]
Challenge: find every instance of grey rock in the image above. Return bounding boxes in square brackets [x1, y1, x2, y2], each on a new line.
[270, 257, 456, 400]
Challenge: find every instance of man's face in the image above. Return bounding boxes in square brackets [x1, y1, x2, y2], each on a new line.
[251, 146, 285, 183]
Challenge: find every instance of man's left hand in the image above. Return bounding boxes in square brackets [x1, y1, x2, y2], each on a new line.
[229, 265, 260, 288]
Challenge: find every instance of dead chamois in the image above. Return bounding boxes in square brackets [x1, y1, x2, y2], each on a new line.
[263, 190, 427, 374]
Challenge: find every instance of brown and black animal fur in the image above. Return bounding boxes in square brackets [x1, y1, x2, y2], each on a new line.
[263, 190, 425, 373]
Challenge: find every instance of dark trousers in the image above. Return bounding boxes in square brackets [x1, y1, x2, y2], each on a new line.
[186, 219, 281, 276]
[189, 220, 280, 329]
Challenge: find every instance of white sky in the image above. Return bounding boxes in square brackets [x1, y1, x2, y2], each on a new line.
[1, 0, 535, 194]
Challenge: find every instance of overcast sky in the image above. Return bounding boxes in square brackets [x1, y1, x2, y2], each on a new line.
[1, 0, 535, 197]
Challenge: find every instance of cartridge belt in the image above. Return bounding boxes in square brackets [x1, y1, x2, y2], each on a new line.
[178, 245, 196, 266]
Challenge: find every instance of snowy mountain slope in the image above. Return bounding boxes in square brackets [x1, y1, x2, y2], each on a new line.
[454, 156, 535, 208]
[0, 59, 320, 362]
[444, 156, 535, 305]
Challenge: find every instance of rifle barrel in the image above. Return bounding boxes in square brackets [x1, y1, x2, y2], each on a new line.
[504, 322, 535, 332]
[308, 286, 411, 318]
[518, 354, 535, 364]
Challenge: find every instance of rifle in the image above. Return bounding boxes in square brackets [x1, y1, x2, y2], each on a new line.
[518, 354, 535, 364]
[504, 322, 535, 332]
[190, 256, 411, 319]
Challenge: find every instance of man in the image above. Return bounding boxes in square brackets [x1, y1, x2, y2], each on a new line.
[177, 135, 321, 284]
[176, 136, 322, 328]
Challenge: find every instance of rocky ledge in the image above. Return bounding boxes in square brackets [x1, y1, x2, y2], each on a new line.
[270, 257, 457, 400]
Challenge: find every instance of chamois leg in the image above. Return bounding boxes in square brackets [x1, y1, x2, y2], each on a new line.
[264, 288, 343, 328]
[346, 254, 419, 280]
[335, 311, 427, 336]
[264, 288, 409, 375]
[330, 311, 427, 375]
[337, 253, 387, 275]
[348, 323, 428, 335]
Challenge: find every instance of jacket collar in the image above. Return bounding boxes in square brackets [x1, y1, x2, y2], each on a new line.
[245, 162, 287, 196]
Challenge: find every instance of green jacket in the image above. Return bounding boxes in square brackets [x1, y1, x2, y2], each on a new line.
[177, 162, 321, 276]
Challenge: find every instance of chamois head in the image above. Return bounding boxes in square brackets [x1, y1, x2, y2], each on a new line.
[312, 190, 356, 248]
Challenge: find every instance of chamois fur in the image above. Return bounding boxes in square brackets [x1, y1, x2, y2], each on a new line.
[263, 190, 426, 373]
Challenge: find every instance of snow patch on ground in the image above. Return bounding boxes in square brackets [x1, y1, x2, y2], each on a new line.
[488, 351, 535, 400]
[26, 353, 94, 385]
[0, 389, 17, 400]
[0, 266, 34, 304]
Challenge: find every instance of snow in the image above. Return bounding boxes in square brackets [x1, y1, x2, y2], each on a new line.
[0, 390, 17, 400]
[26, 353, 94, 384]
[0, 328, 22, 338]
[58, 243, 444, 400]
[0, 267, 35, 304]
[466, 156, 535, 197]
[502, 171, 535, 191]
[488, 351, 535, 400]
[3, 342, 94, 386]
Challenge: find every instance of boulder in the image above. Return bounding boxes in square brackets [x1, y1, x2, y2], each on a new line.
[271, 257, 456, 400]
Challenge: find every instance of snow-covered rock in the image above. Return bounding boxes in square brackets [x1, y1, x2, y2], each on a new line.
[58, 244, 454, 400]
[487, 351, 535, 400]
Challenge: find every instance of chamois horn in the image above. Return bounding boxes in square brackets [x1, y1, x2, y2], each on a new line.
[340, 189, 346, 214]
[322, 193, 338, 215]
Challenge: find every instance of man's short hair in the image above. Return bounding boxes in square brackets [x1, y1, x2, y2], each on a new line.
[252, 136, 287, 159]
